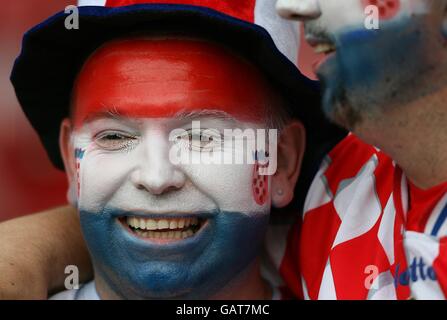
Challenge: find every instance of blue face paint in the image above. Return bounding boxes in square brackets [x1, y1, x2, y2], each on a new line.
[79, 208, 269, 299]
[318, 15, 440, 126]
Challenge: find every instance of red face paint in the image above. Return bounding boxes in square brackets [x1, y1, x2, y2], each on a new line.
[362, 0, 401, 20]
[72, 38, 274, 128]
[252, 157, 269, 206]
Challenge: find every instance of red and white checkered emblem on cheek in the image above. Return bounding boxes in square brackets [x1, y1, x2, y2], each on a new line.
[77, 161, 81, 197]
[252, 161, 269, 205]
[362, 0, 401, 20]
[75, 148, 86, 198]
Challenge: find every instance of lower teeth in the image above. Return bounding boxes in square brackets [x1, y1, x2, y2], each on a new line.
[133, 229, 195, 239]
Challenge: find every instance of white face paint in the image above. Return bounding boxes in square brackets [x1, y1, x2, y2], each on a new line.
[277, 0, 445, 129]
[291, 0, 430, 34]
[72, 115, 272, 216]
[71, 113, 276, 299]
[277, 0, 431, 32]
[65, 38, 286, 299]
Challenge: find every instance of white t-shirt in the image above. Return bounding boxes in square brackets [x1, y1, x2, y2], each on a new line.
[50, 278, 282, 300]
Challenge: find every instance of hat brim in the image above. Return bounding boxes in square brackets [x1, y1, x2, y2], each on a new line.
[10, 4, 346, 205]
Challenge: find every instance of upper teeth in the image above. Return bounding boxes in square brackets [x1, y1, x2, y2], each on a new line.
[126, 217, 199, 230]
[314, 43, 336, 54]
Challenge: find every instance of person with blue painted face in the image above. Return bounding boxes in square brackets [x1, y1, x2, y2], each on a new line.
[4, 0, 344, 299]
[276, 0, 447, 299]
[51, 36, 300, 300]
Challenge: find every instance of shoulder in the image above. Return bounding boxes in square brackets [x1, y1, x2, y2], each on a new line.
[304, 133, 395, 214]
[299, 134, 397, 299]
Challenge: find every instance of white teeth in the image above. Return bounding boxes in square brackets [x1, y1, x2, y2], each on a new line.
[126, 216, 202, 235]
[127, 217, 138, 228]
[157, 219, 169, 230]
[132, 228, 195, 239]
[146, 219, 157, 230]
[135, 217, 141, 228]
[169, 220, 178, 230]
[314, 43, 336, 54]
[178, 219, 185, 228]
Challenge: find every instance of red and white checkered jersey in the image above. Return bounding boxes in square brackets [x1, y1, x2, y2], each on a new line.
[64, 133, 447, 300]
[269, 134, 447, 300]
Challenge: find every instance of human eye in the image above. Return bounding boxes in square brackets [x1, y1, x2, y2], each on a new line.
[176, 129, 223, 152]
[94, 130, 139, 151]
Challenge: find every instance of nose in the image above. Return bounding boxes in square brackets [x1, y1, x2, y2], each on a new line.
[276, 0, 321, 20]
[130, 133, 186, 195]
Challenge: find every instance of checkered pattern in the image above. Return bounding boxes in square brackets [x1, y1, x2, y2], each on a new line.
[74, 148, 86, 198]
[281, 134, 447, 299]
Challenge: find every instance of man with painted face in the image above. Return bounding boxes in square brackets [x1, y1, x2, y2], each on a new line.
[6, 0, 343, 299]
[275, 0, 447, 299]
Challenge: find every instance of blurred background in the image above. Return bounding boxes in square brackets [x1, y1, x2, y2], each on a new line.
[0, 1, 317, 222]
[0, 1, 72, 221]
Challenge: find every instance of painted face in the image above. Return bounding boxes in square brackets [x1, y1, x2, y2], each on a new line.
[69, 38, 278, 299]
[277, 0, 447, 129]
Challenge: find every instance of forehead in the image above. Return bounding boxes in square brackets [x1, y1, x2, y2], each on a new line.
[71, 38, 276, 128]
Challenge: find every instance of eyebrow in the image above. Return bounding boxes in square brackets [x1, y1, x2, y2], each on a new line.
[79, 105, 128, 123]
[172, 109, 239, 123]
[79, 107, 241, 124]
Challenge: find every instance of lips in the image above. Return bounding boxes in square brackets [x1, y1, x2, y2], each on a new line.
[121, 216, 207, 243]
[311, 43, 337, 74]
[312, 51, 336, 74]
[313, 43, 337, 55]
[306, 35, 337, 73]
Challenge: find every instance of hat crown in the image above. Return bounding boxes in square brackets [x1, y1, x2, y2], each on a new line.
[77, 0, 301, 67]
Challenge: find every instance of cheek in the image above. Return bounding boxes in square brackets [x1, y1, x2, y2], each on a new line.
[184, 162, 270, 214]
[77, 151, 134, 212]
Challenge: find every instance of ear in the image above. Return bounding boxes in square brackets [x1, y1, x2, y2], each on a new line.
[59, 118, 77, 204]
[271, 120, 306, 208]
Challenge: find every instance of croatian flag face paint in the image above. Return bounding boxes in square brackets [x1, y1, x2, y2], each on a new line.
[300, 0, 446, 127]
[68, 38, 278, 299]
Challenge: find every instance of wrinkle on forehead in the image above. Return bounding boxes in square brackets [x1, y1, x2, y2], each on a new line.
[71, 37, 277, 128]
[76, 108, 242, 133]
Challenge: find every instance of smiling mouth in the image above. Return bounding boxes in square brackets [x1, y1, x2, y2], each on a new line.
[121, 216, 207, 242]
[313, 43, 336, 55]
[307, 38, 337, 73]
[306, 33, 337, 55]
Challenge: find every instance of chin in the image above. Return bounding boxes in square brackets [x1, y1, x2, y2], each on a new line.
[81, 208, 270, 299]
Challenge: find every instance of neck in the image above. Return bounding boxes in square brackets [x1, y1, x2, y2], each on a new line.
[210, 259, 272, 300]
[355, 85, 447, 189]
[95, 259, 271, 300]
